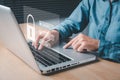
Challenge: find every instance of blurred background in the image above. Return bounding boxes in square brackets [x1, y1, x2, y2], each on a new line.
[0, 0, 81, 23]
[0, 0, 89, 35]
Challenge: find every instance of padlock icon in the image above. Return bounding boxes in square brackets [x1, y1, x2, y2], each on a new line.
[27, 14, 35, 42]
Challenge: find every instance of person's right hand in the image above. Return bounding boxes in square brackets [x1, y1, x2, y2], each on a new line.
[33, 30, 59, 50]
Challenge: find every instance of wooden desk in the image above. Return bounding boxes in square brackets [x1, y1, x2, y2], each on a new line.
[0, 24, 120, 80]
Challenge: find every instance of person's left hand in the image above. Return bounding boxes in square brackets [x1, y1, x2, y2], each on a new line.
[63, 33, 99, 52]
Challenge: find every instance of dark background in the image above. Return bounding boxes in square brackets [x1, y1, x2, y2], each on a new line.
[0, 0, 81, 23]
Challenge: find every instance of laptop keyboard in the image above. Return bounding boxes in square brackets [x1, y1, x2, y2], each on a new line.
[28, 42, 71, 67]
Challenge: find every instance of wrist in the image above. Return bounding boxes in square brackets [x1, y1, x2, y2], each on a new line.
[51, 29, 59, 42]
[51, 29, 59, 34]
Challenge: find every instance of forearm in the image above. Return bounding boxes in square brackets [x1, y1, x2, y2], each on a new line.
[53, 19, 82, 40]
[52, 0, 90, 40]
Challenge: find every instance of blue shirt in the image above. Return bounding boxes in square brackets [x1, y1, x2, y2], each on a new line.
[53, 0, 120, 62]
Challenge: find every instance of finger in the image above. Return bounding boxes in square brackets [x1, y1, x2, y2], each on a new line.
[77, 44, 86, 52]
[34, 31, 46, 49]
[63, 36, 78, 49]
[32, 41, 38, 49]
[71, 38, 79, 47]
[72, 41, 81, 51]
[34, 34, 43, 49]
[63, 39, 75, 49]
[38, 37, 48, 50]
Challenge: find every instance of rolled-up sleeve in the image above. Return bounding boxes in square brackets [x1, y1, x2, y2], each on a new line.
[52, 0, 90, 40]
[98, 40, 120, 62]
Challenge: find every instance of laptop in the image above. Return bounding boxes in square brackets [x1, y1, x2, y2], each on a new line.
[0, 5, 97, 75]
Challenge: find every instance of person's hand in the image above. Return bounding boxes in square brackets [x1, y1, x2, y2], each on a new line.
[33, 30, 59, 50]
[63, 33, 99, 52]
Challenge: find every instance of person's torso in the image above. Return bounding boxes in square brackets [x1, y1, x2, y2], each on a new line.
[88, 0, 120, 43]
